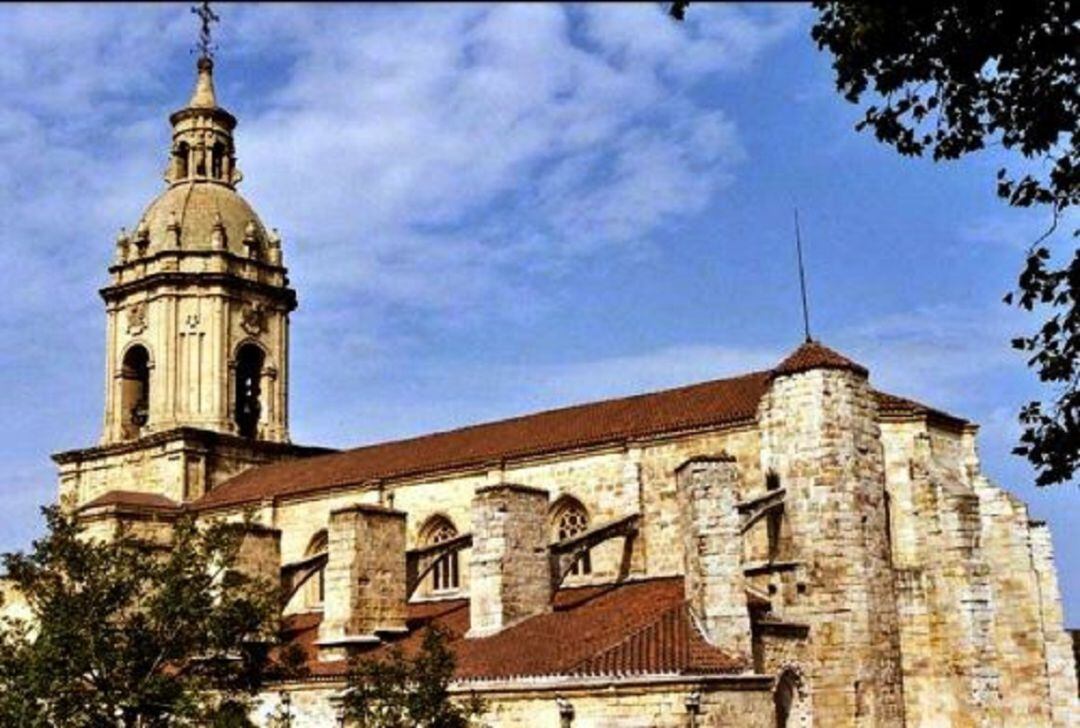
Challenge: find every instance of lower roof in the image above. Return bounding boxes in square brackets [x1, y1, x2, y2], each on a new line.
[274, 576, 745, 681]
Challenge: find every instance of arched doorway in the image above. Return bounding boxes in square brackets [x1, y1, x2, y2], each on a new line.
[775, 668, 811, 728]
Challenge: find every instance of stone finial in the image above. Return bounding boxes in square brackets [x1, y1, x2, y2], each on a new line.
[188, 56, 218, 109]
[133, 219, 150, 253]
[267, 228, 283, 265]
[115, 228, 130, 263]
[210, 212, 227, 250]
[243, 219, 260, 258]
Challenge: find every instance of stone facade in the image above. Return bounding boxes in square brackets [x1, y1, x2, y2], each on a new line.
[11, 46, 1075, 728]
[759, 366, 905, 726]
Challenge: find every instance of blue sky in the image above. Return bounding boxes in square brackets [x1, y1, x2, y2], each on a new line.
[0, 4, 1075, 623]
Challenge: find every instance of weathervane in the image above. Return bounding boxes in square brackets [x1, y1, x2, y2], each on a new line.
[192, 1, 220, 61]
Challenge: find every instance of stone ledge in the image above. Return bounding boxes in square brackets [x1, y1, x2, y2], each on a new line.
[328, 503, 407, 518]
[674, 453, 736, 472]
[474, 482, 550, 498]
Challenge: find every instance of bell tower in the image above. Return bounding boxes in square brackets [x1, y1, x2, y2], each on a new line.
[54, 32, 324, 509]
[101, 55, 292, 445]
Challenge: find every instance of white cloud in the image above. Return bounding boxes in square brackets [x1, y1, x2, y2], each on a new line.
[222, 4, 794, 312]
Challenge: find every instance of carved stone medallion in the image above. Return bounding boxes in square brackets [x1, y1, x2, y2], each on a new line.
[240, 302, 266, 336]
[126, 302, 147, 335]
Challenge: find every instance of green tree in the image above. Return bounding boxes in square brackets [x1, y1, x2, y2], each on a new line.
[809, 1, 1079, 485]
[343, 626, 485, 728]
[671, 1, 1078, 484]
[0, 506, 279, 727]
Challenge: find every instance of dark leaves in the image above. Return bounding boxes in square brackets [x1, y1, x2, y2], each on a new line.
[812, 1, 1080, 485]
[0, 507, 278, 726]
[343, 626, 485, 728]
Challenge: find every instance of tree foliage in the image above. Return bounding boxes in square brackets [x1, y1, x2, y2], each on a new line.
[810, 2, 1079, 485]
[343, 626, 484, 728]
[0, 506, 279, 727]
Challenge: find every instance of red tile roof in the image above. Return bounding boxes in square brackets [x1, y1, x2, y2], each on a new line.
[195, 371, 771, 511]
[273, 577, 745, 681]
[79, 490, 181, 512]
[194, 342, 967, 511]
[772, 340, 869, 378]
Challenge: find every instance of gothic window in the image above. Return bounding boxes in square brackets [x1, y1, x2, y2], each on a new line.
[304, 530, 328, 609]
[420, 516, 459, 592]
[551, 496, 591, 576]
[234, 344, 264, 438]
[119, 345, 150, 440]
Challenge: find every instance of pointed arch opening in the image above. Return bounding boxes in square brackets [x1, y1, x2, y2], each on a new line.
[551, 495, 592, 576]
[119, 344, 151, 440]
[420, 515, 460, 593]
[303, 530, 328, 609]
[234, 343, 265, 438]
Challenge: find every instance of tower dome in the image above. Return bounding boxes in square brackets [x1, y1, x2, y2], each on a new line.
[134, 182, 272, 258]
[121, 57, 276, 259]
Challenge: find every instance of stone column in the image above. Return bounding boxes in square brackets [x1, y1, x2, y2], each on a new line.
[759, 366, 904, 726]
[1029, 522, 1079, 727]
[973, 480, 1054, 725]
[467, 483, 551, 638]
[317, 504, 407, 659]
[224, 522, 282, 640]
[676, 455, 751, 662]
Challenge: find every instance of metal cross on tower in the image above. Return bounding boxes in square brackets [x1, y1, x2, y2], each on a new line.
[192, 1, 220, 60]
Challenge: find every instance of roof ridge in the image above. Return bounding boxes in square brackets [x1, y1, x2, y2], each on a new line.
[343, 369, 772, 455]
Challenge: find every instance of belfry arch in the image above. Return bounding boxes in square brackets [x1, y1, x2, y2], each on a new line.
[118, 344, 151, 440]
[233, 342, 266, 438]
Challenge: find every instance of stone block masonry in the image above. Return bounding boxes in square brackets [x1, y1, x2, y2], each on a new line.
[317, 504, 407, 659]
[468, 483, 551, 638]
[759, 367, 905, 726]
[676, 455, 751, 662]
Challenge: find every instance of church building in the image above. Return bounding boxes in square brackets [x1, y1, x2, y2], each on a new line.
[42, 45, 1079, 728]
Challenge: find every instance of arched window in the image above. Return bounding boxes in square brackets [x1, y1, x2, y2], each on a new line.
[174, 142, 189, 180]
[234, 344, 264, 438]
[304, 530, 328, 609]
[211, 142, 226, 180]
[551, 496, 591, 576]
[119, 345, 150, 440]
[420, 516, 459, 592]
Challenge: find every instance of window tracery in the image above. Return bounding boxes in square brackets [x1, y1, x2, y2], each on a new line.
[551, 497, 592, 576]
[421, 516, 459, 592]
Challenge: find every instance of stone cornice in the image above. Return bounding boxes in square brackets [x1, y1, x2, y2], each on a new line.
[52, 426, 333, 465]
[100, 269, 297, 310]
